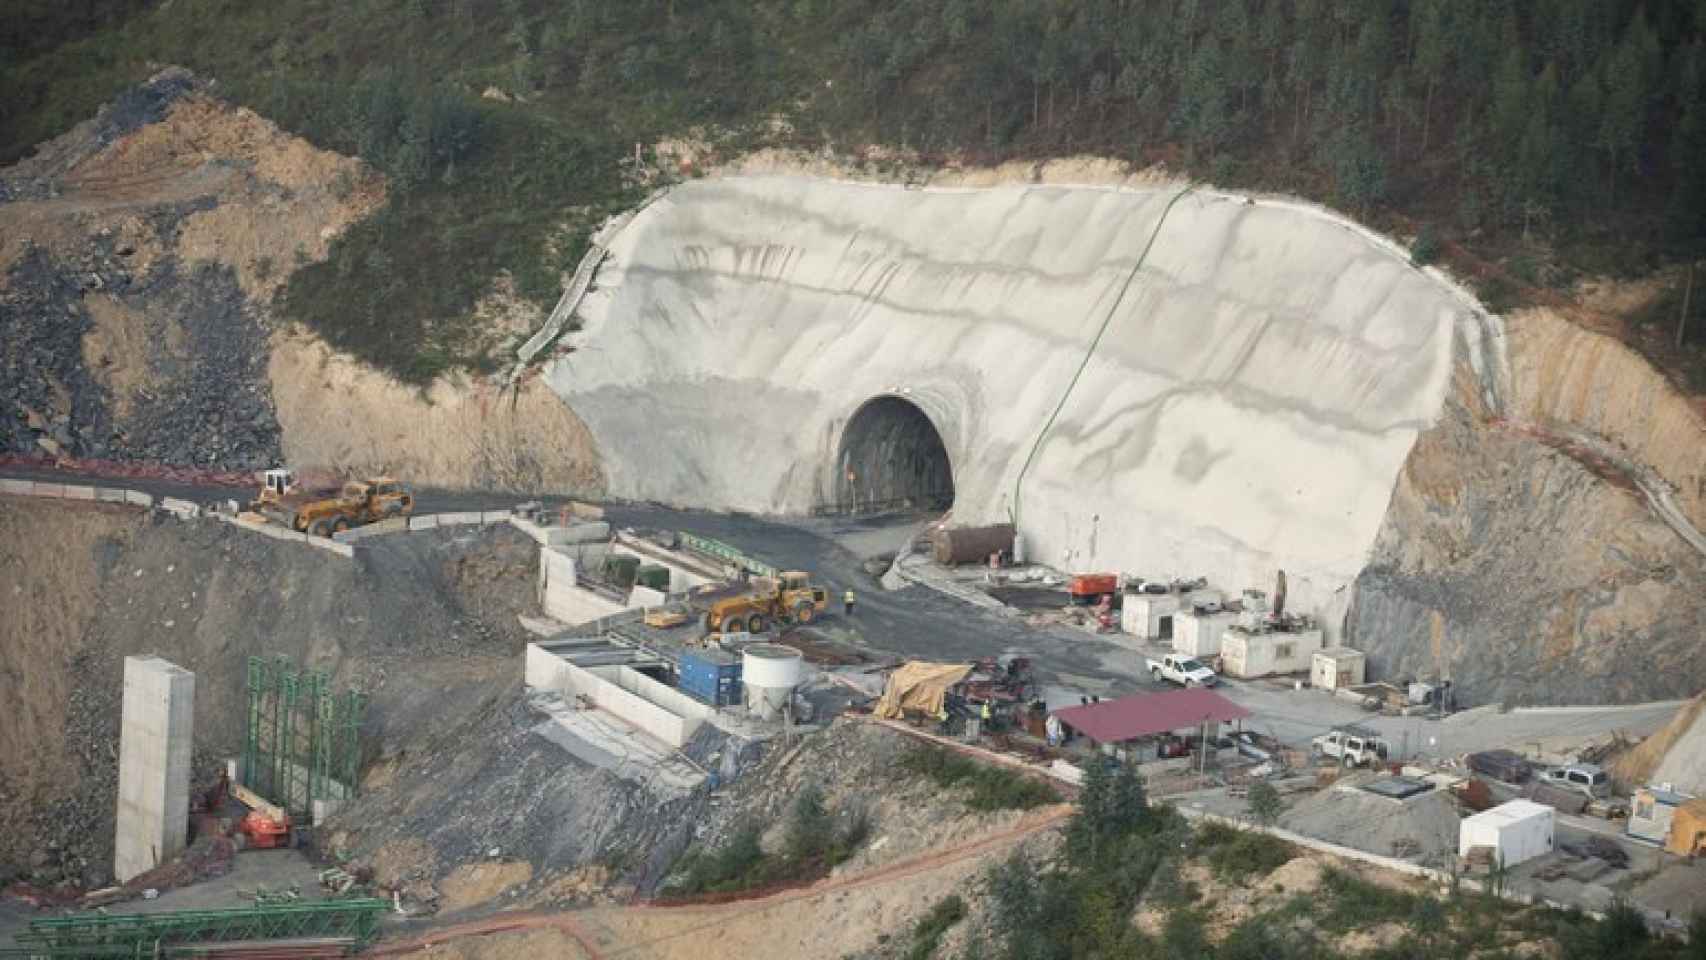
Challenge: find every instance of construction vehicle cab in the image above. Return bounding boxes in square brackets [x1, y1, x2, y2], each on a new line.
[260, 467, 296, 500]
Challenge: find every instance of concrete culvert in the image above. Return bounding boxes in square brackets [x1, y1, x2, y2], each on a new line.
[836, 396, 954, 513]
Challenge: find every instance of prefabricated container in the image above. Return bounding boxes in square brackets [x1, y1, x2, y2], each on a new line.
[677, 649, 742, 706]
[930, 524, 1016, 565]
[1122, 592, 1181, 639]
[1459, 800, 1554, 868]
[1172, 608, 1237, 657]
[1311, 648, 1367, 690]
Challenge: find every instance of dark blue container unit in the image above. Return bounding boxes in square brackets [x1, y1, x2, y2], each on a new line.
[677, 650, 742, 706]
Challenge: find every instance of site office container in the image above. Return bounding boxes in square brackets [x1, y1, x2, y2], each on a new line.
[1458, 800, 1554, 868]
[678, 650, 742, 706]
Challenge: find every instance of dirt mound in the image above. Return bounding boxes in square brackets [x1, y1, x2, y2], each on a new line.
[268, 328, 602, 494]
[1613, 695, 1705, 789]
[0, 68, 380, 471]
[0, 499, 540, 889]
[4, 67, 601, 491]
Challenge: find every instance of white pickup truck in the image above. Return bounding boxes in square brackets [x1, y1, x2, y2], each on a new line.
[1146, 653, 1220, 687]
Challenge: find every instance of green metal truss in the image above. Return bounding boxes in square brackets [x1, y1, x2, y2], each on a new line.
[242, 656, 366, 818]
[12, 898, 389, 956]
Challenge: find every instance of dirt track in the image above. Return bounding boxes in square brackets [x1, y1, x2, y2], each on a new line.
[371, 804, 1070, 959]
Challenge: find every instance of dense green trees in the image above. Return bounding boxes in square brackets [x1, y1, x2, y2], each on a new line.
[800, 0, 1703, 252]
[6, 0, 1705, 381]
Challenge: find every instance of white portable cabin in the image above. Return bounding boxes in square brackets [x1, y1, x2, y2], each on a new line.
[1219, 627, 1325, 679]
[1173, 608, 1237, 657]
[1121, 593, 1181, 640]
[1311, 648, 1367, 690]
[1459, 800, 1554, 868]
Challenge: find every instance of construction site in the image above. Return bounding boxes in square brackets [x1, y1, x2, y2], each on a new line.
[5, 66, 1706, 959]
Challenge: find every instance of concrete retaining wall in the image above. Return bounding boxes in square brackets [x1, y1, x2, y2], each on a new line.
[525, 649, 698, 747]
[3, 478, 159, 511]
[539, 552, 628, 624]
[508, 517, 614, 546]
[608, 539, 717, 593]
[601, 664, 716, 723]
[333, 517, 409, 542]
[560, 177, 1494, 640]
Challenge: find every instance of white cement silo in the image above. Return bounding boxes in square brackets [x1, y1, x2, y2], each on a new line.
[742, 643, 804, 720]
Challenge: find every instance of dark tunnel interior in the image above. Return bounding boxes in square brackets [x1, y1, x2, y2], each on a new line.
[835, 397, 954, 513]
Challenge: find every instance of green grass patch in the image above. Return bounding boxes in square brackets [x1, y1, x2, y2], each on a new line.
[1312, 866, 1422, 934]
[664, 784, 870, 897]
[1193, 819, 1296, 883]
[903, 894, 966, 960]
[897, 746, 1058, 811]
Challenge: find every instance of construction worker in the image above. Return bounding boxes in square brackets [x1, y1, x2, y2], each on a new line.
[844, 588, 856, 617]
[979, 699, 993, 731]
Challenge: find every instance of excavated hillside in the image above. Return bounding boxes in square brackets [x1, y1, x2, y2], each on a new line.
[0, 69, 602, 493]
[1350, 308, 1706, 705]
[0, 497, 538, 889]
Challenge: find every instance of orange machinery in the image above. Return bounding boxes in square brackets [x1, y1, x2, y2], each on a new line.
[232, 782, 293, 850]
[1068, 573, 1118, 604]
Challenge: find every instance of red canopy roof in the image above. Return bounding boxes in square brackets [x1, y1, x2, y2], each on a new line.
[1053, 688, 1250, 743]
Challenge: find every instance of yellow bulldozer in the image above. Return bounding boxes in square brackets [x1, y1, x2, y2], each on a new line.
[702, 571, 829, 634]
[251, 468, 414, 537]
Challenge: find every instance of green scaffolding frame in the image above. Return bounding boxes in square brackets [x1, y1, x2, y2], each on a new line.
[241, 656, 365, 818]
[9, 898, 389, 957]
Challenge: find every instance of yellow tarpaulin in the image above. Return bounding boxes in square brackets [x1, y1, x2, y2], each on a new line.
[1666, 798, 1706, 857]
[874, 662, 974, 720]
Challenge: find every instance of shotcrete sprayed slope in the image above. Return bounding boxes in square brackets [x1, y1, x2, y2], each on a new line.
[556, 176, 1482, 621]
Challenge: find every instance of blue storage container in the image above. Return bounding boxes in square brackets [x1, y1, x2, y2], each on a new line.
[678, 650, 742, 706]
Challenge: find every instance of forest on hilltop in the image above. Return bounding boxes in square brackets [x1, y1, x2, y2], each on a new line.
[4, 0, 1705, 382]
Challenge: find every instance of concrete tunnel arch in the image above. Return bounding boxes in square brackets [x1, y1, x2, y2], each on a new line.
[834, 395, 955, 513]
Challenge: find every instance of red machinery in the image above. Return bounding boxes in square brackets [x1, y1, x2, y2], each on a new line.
[233, 783, 293, 850]
[1068, 573, 1118, 604]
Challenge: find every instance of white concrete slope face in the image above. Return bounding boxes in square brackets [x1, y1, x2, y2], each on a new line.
[555, 176, 1466, 631]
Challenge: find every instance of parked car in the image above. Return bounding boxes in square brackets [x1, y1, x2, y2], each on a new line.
[1146, 653, 1219, 687]
[1311, 725, 1390, 768]
[1540, 763, 1611, 800]
[1467, 749, 1533, 784]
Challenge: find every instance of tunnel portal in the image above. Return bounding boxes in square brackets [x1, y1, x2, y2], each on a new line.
[835, 397, 954, 514]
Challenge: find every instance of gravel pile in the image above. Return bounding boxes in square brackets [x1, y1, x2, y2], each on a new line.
[1279, 779, 1461, 866]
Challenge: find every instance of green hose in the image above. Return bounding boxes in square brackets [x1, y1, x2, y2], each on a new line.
[1010, 183, 1194, 531]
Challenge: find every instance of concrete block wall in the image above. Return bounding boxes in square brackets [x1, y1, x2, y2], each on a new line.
[0, 478, 154, 509]
[114, 656, 195, 883]
[333, 517, 409, 542]
[604, 664, 716, 723]
[539, 551, 628, 624]
[608, 542, 715, 594]
[527, 652, 697, 746]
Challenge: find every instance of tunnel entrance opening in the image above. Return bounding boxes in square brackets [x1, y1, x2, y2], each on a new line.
[833, 397, 955, 516]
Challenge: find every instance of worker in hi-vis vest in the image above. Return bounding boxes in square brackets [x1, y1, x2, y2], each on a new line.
[844, 588, 856, 617]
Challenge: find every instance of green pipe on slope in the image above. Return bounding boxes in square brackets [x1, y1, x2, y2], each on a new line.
[1009, 183, 1195, 534]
